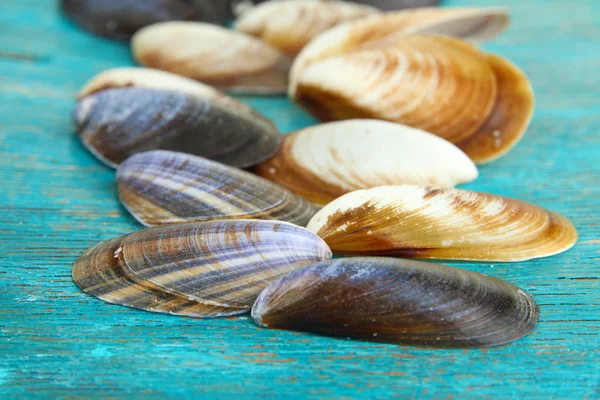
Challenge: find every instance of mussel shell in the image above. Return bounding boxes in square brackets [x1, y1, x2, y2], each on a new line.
[235, 0, 379, 57]
[131, 21, 292, 94]
[252, 257, 539, 348]
[75, 87, 280, 168]
[62, 0, 231, 40]
[118, 150, 318, 226]
[73, 236, 244, 318]
[307, 185, 578, 262]
[73, 220, 333, 317]
[254, 120, 478, 205]
[290, 34, 532, 163]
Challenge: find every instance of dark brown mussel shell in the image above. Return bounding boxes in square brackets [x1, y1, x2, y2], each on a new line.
[62, 0, 232, 40]
[252, 258, 539, 348]
[73, 220, 332, 318]
[118, 150, 318, 227]
[75, 86, 280, 168]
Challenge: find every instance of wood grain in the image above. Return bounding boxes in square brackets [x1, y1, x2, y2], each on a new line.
[0, 0, 599, 398]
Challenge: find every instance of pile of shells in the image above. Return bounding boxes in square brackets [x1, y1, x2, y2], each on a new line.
[67, 1, 578, 349]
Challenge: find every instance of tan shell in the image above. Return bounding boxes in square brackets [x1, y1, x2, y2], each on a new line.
[307, 185, 578, 262]
[132, 22, 292, 94]
[290, 34, 533, 163]
[254, 120, 478, 205]
[235, 0, 379, 57]
[290, 7, 509, 78]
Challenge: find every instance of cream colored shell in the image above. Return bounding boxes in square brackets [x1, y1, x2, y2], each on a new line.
[255, 120, 478, 205]
[132, 22, 292, 94]
[307, 185, 578, 262]
[290, 7, 509, 86]
[235, 0, 379, 56]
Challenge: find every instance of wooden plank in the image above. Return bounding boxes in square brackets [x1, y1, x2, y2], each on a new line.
[0, 0, 598, 398]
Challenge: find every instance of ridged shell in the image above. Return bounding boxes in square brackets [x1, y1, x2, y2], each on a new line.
[307, 186, 578, 262]
[252, 257, 539, 348]
[61, 0, 232, 40]
[235, 0, 379, 57]
[254, 120, 478, 205]
[132, 22, 292, 94]
[73, 220, 332, 317]
[75, 68, 280, 168]
[118, 151, 318, 227]
[290, 34, 533, 163]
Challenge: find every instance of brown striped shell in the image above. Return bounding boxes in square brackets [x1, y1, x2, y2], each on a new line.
[131, 22, 292, 94]
[75, 68, 280, 168]
[290, 34, 532, 164]
[252, 257, 539, 348]
[73, 220, 332, 318]
[235, 0, 379, 57]
[306, 186, 578, 262]
[254, 120, 478, 206]
[118, 151, 318, 227]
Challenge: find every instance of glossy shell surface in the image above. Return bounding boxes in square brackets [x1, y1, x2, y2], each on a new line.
[252, 257, 539, 348]
[290, 34, 533, 163]
[73, 220, 333, 317]
[118, 151, 318, 227]
[75, 68, 280, 168]
[255, 120, 478, 205]
[307, 185, 578, 262]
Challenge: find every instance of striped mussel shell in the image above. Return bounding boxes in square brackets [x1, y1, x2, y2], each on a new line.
[254, 120, 478, 206]
[290, 32, 531, 164]
[73, 220, 332, 318]
[118, 150, 318, 227]
[61, 0, 233, 40]
[235, 0, 379, 57]
[75, 68, 280, 168]
[132, 22, 292, 94]
[252, 257, 539, 348]
[307, 185, 578, 262]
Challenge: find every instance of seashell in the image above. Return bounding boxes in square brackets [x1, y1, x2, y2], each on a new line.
[290, 34, 532, 163]
[347, 0, 442, 10]
[254, 120, 478, 206]
[235, 0, 379, 57]
[73, 220, 332, 318]
[307, 185, 578, 262]
[252, 257, 540, 348]
[61, 0, 232, 40]
[75, 68, 280, 168]
[118, 150, 318, 227]
[131, 22, 292, 94]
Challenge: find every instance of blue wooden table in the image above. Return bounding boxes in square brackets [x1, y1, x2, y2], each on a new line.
[1, 0, 599, 398]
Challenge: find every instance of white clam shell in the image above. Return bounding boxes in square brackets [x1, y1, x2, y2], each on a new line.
[256, 120, 478, 205]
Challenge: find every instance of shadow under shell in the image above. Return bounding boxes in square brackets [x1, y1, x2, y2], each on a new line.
[75, 87, 280, 168]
